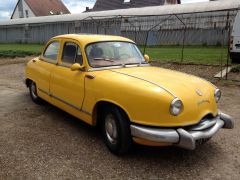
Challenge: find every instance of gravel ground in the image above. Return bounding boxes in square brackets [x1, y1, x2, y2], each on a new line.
[0, 57, 239, 179]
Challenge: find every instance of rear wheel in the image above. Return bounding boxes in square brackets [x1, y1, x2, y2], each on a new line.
[101, 106, 132, 155]
[29, 81, 43, 104]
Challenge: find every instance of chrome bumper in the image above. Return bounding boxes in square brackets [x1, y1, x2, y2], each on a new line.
[130, 112, 234, 150]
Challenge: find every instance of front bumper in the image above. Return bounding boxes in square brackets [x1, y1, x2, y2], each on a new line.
[130, 112, 234, 150]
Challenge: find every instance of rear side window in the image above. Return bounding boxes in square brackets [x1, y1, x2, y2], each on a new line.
[62, 42, 83, 65]
[43, 41, 60, 61]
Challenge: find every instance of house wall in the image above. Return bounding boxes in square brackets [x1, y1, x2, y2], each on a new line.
[12, 0, 35, 19]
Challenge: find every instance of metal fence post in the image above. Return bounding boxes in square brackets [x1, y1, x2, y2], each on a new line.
[226, 11, 231, 80]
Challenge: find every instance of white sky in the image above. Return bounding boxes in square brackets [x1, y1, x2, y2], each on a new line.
[0, 0, 210, 20]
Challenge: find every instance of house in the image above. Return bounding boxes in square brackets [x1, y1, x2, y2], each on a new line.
[89, 0, 181, 12]
[11, 0, 70, 19]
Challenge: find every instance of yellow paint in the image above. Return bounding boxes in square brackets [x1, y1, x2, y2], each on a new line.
[25, 34, 219, 146]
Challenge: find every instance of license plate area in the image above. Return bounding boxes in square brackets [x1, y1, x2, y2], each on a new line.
[196, 138, 210, 146]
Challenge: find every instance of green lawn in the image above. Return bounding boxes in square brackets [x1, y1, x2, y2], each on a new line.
[0, 44, 43, 58]
[0, 44, 229, 65]
[140, 46, 229, 65]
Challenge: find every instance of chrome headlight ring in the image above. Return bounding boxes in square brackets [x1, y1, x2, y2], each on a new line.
[170, 98, 183, 116]
[214, 89, 221, 103]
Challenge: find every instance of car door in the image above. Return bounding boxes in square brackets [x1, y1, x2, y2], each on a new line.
[35, 40, 60, 100]
[50, 40, 85, 112]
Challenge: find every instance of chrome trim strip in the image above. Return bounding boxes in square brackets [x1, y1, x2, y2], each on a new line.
[37, 88, 91, 116]
[88, 64, 150, 72]
[130, 112, 234, 150]
[80, 109, 92, 116]
[38, 88, 50, 96]
[188, 120, 224, 140]
[131, 125, 179, 143]
[190, 118, 218, 131]
[111, 70, 177, 98]
[51, 93, 82, 111]
[219, 112, 234, 129]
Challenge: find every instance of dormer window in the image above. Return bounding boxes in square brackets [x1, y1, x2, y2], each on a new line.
[123, 0, 131, 4]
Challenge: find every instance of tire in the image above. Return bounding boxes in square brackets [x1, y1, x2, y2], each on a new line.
[101, 106, 132, 155]
[29, 81, 43, 104]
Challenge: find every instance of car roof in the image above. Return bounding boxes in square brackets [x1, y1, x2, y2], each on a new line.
[53, 34, 134, 45]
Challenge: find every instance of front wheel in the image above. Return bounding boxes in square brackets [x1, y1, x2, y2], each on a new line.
[101, 106, 132, 155]
[29, 81, 43, 104]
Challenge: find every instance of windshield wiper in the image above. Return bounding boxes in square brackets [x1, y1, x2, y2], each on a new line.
[93, 58, 114, 62]
[122, 62, 146, 67]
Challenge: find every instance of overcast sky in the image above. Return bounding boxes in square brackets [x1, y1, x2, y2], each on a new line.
[0, 0, 209, 21]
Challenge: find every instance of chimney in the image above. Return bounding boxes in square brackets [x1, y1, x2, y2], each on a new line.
[86, 7, 90, 11]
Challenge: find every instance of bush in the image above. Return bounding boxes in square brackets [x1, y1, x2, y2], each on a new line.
[0, 50, 40, 58]
[231, 65, 240, 73]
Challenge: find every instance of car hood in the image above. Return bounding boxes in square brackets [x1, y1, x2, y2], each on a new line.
[109, 66, 218, 124]
[110, 66, 215, 100]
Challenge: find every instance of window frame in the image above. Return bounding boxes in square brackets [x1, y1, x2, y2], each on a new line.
[41, 40, 60, 64]
[59, 40, 83, 68]
[25, 10, 29, 18]
[85, 41, 145, 68]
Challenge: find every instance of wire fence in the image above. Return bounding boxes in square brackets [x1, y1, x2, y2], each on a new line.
[0, 9, 239, 80]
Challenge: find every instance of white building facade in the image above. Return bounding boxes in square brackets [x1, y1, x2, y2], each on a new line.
[11, 0, 35, 19]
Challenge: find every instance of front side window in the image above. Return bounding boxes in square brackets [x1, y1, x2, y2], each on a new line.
[62, 42, 83, 65]
[86, 41, 145, 68]
[43, 41, 60, 61]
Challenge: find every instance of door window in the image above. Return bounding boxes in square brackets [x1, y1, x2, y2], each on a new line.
[43, 41, 60, 61]
[62, 42, 83, 65]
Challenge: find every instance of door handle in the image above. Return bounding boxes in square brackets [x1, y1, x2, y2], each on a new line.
[85, 74, 95, 79]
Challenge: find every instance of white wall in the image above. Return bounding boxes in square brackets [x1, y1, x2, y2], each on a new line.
[12, 0, 35, 19]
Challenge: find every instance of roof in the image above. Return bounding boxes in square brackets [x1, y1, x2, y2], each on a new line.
[92, 0, 167, 12]
[11, 0, 70, 18]
[53, 34, 134, 45]
[2, 0, 240, 26]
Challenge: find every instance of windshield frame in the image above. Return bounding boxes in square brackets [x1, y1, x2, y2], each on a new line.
[84, 40, 147, 69]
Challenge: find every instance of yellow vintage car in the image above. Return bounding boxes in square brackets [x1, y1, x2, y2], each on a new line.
[25, 34, 234, 154]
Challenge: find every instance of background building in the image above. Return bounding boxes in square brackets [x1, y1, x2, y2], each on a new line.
[90, 0, 181, 12]
[11, 0, 70, 19]
[0, 0, 239, 45]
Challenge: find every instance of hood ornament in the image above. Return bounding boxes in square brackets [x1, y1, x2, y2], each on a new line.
[196, 89, 203, 96]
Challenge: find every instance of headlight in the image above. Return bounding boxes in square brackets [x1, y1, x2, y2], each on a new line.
[214, 89, 221, 103]
[170, 98, 183, 116]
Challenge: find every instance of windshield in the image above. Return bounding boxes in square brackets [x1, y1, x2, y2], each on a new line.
[85, 41, 146, 68]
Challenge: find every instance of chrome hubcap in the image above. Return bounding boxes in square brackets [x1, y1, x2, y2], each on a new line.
[105, 114, 118, 145]
[31, 83, 38, 99]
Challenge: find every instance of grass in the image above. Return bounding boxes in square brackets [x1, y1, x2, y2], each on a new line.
[0, 44, 43, 58]
[140, 46, 229, 65]
[0, 43, 229, 65]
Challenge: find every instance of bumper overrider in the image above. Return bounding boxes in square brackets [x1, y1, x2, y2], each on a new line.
[130, 112, 234, 150]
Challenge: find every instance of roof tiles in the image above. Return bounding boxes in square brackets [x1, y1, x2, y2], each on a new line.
[25, 0, 70, 16]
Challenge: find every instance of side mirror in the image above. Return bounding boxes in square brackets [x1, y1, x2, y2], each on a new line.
[70, 63, 85, 71]
[144, 54, 150, 63]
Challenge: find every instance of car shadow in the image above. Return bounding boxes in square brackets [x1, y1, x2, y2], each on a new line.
[21, 91, 224, 172]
